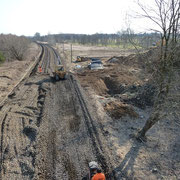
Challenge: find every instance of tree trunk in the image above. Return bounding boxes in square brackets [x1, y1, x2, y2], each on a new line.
[137, 90, 167, 140]
[137, 111, 160, 139]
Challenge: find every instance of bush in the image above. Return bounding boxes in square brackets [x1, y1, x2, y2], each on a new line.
[0, 51, 5, 64]
[0, 34, 30, 61]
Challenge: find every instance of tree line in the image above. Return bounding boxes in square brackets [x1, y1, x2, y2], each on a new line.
[33, 32, 161, 49]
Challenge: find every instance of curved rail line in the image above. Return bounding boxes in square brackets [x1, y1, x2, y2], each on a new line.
[0, 42, 117, 179]
[0, 43, 43, 109]
[44, 44, 116, 178]
[46, 44, 61, 65]
[35, 43, 116, 179]
[36, 43, 57, 74]
[69, 74, 116, 179]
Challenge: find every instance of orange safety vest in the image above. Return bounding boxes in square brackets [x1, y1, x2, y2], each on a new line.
[38, 66, 42, 73]
[92, 173, 106, 180]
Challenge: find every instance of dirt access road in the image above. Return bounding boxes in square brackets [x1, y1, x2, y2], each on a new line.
[0, 43, 115, 179]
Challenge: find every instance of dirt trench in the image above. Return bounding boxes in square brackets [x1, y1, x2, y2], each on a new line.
[0, 44, 115, 180]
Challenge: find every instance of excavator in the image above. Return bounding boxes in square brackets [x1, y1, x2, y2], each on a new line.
[76, 56, 82, 62]
[53, 65, 66, 80]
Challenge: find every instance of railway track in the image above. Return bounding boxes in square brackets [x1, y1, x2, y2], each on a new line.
[0, 43, 52, 179]
[0, 43, 116, 179]
[38, 44, 52, 73]
[68, 75, 114, 178]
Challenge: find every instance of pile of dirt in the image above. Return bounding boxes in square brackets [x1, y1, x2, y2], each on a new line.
[77, 65, 143, 95]
[104, 101, 139, 119]
[123, 83, 157, 109]
[77, 70, 109, 96]
[78, 71, 108, 96]
[77, 49, 159, 112]
[107, 48, 159, 70]
[103, 76, 127, 95]
[102, 75, 142, 95]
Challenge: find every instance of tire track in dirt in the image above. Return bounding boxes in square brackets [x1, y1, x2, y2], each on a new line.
[0, 43, 51, 179]
[0, 79, 49, 179]
[42, 50, 116, 179]
[48, 79, 92, 179]
[0, 43, 116, 180]
[68, 74, 116, 179]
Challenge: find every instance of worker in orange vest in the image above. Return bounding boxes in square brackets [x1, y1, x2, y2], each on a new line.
[92, 168, 105, 180]
[38, 66, 42, 73]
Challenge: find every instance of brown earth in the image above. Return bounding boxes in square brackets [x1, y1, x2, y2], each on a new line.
[104, 101, 139, 119]
[0, 43, 40, 103]
[0, 42, 179, 180]
[0, 43, 117, 179]
[57, 43, 180, 179]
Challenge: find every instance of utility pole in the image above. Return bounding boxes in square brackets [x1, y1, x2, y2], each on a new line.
[63, 42, 64, 53]
[71, 44, 72, 63]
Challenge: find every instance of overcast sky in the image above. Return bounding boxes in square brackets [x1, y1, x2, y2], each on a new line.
[0, 0, 156, 36]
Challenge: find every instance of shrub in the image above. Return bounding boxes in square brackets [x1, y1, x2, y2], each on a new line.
[0, 51, 5, 64]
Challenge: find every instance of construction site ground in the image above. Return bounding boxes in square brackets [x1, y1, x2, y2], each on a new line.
[0, 42, 179, 180]
[57, 43, 180, 179]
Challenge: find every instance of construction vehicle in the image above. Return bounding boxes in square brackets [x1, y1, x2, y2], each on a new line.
[53, 65, 66, 80]
[76, 56, 82, 62]
[88, 59, 103, 70]
[76, 56, 89, 62]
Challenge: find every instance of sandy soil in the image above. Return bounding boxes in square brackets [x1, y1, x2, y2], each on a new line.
[0, 43, 40, 103]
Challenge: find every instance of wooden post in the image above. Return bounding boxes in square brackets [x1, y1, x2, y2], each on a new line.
[63, 42, 64, 53]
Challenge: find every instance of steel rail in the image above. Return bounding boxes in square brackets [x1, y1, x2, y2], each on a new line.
[69, 74, 116, 179]
[0, 43, 43, 109]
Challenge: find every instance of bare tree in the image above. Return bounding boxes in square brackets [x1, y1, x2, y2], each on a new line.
[0, 34, 30, 61]
[136, 0, 180, 140]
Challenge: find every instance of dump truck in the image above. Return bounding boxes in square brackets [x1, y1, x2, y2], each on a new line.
[53, 65, 66, 80]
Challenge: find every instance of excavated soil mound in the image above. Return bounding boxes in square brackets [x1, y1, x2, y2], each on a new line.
[77, 64, 142, 96]
[104, 101, 139, 119]
[123, 83, 157, 109]
[107, 48, 159, 70]
[77, 49, 159, 111]
[77, 71, 109, 96]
